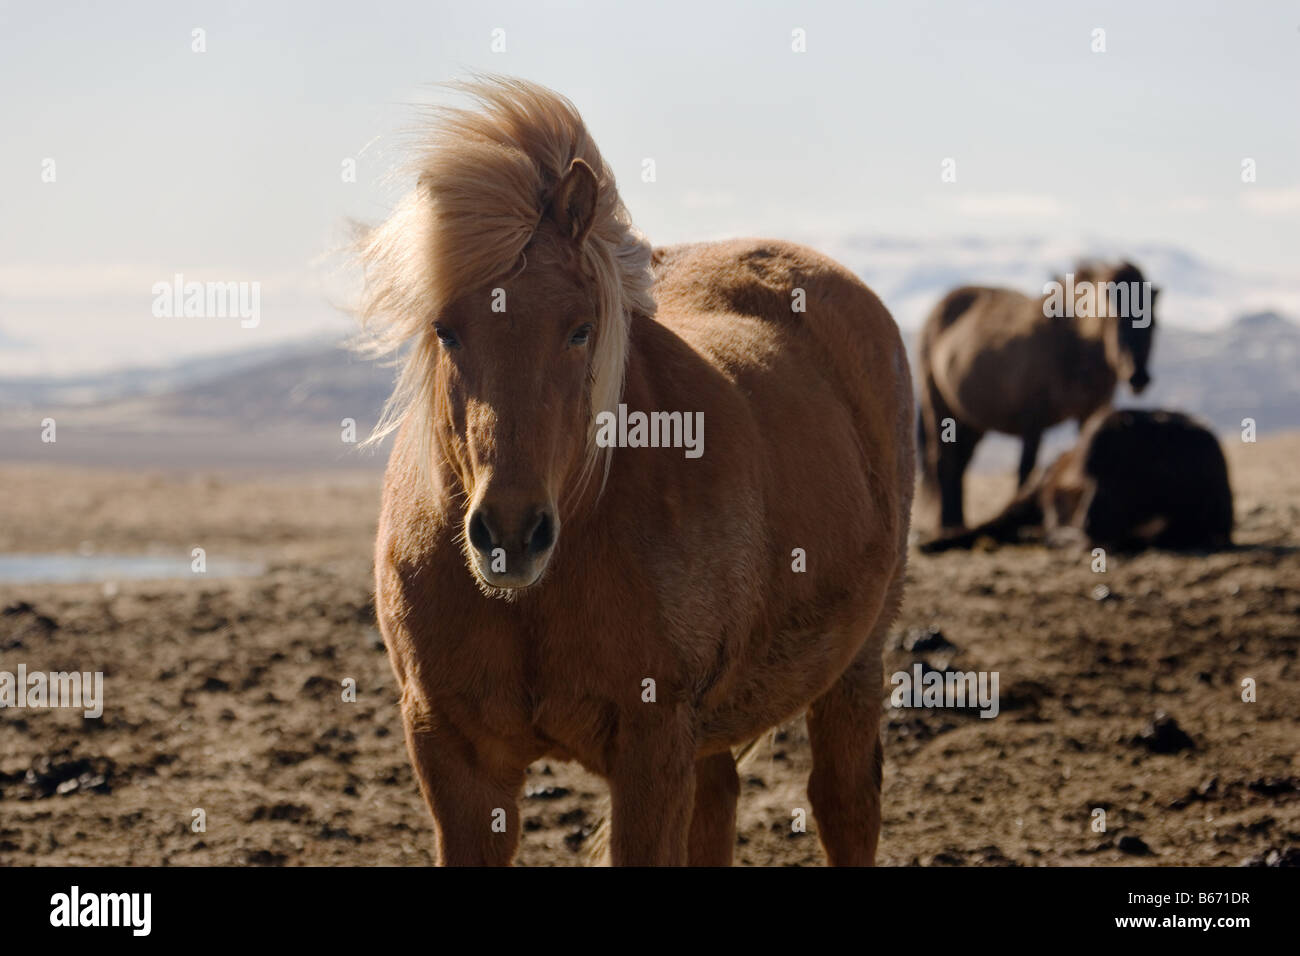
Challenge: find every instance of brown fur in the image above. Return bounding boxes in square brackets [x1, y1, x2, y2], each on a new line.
[362, 79, 914, 866]
[919, 409, 1232, 553]
[917, 262, 1157, 535]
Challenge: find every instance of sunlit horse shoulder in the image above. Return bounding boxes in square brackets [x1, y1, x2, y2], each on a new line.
[917, 262, 1157, 537]
[359, 77, 914, 866]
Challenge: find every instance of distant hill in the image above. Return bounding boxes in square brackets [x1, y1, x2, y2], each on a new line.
[0, 340, 397, 470]
[142, 344, 396, 427]
[0, 310, 1295, 471]
[1137, 311, 1300, 436]
[0, 339, 347, 410]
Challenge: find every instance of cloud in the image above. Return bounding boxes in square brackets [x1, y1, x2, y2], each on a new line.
[0, 264, 326, 302]
[1242, 187, 1300, 216]
[681, 190, 737, 211]
[930, 194, 1068, 218]
[1166, 196, 1213, 213]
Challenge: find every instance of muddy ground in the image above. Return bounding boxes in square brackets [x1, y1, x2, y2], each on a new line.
[1, 435, 1297, 866]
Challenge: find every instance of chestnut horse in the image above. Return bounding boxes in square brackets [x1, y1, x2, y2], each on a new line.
[359, 78, 914, 866]
[917, 262, 1157, 536]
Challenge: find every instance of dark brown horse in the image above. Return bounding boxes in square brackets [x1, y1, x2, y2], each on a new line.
[917, 262, 1157, 535]
[359, 78, 914, 865]
[920, 409, 1232, 553]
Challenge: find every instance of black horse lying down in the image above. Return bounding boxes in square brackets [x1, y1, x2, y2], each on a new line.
[920, 409, 1233, 553]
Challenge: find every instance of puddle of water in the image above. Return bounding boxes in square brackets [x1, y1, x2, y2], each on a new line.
[0, 554, 266, 584]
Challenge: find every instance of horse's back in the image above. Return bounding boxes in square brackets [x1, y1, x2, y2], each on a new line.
[651, 238, 912, 451]
[651, 238, 889, 327]
[921, 285, 1042, 354]
[922, 285, 991, 341]
[654, 237, 911, 455]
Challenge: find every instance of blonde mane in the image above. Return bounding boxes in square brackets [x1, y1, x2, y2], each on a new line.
[356, 75, 655, 491]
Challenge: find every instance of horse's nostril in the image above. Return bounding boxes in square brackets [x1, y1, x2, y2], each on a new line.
[468, 510, 496, 556]
[526, 510, 555, 556]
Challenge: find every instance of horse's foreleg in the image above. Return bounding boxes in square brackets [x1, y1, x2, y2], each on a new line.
[608, 706, 696, 865]
[687, 752, 740, 866]
[1017, 429, 1042, 487]
[401, 703, 526, 866]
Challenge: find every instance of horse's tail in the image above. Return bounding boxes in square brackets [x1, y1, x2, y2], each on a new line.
[583, 797, 613, 866]
[733, 733, 769, 770]
[915, 287, 979, 464]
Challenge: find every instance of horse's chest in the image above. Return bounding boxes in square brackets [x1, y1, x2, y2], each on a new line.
[415, 612, 644, 766]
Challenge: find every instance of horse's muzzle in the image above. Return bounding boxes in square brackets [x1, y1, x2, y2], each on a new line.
[465, 503, 558, 590]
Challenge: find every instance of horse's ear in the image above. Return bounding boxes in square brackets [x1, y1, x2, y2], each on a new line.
[550, 158, 599, 244]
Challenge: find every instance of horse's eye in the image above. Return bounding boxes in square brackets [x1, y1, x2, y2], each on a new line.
[434, 324, 460, 349]
[568, 323, 593, 347]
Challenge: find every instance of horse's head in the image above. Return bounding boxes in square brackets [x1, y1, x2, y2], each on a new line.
[435, 160, 609, 591]
[1102, 262, 1157, 395]
[358, 79, 654, 596]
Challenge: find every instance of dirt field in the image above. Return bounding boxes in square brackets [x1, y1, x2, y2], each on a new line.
[1, 434, 1297, 867]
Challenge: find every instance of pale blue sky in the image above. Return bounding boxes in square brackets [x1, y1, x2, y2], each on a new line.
[1, 0, 1297, 373]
